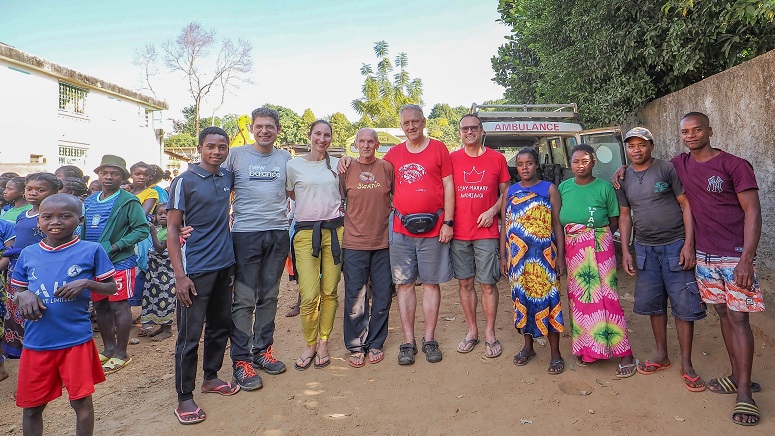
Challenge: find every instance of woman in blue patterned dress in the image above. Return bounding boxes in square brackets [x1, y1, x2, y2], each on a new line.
[500, 148, 566, 374]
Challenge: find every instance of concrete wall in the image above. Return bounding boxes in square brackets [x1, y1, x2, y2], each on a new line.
[633, 49, 775, 274]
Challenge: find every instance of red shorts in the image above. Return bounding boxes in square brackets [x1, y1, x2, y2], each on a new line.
[16, 340, 106, 408]
[92, 267, 135, 302]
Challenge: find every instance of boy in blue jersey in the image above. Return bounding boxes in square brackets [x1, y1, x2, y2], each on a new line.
[12, 194, 117, 436]
[82, 155, 149, 374]
[168, 127, 238, 425]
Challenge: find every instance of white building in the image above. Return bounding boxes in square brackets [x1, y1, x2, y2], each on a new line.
[0, 43, 167, 178]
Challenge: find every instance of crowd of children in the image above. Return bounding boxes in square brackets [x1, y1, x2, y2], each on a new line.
[0, 158, 176, 434]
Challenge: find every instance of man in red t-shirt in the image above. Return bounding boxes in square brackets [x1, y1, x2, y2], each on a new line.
[383, 104, 454, 365]
[449, 114, 509, 358]
[673, 112, 763, 426]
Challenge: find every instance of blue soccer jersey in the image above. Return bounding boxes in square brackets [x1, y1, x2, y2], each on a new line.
[10, 238, 115, 351]
[13, 210, 44, 251]
[0, 219, 15, 246]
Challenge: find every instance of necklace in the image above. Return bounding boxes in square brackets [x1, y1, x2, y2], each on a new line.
[633, 159, 655, 184]
[356, 158, 377, 184]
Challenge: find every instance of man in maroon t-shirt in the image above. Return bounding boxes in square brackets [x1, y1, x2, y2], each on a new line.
[673, 112, 763, 426]
[449, 114, 509, 358]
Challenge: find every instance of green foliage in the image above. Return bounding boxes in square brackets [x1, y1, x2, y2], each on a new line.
[165, 132, 196, 149]
[327, 112, 356, 148]
[165, 105, 239, 149]
[427, 117, 460, 150]
[353, 114, 373, 130]
[428, 104, 468, 123]
[492, 0, 775, 127]
[352, 41, 424, 127]
[301, 108, 316, 128]
[426, 104, 469, 148]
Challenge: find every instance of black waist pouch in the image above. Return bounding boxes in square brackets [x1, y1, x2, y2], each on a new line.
[395, 208, 443, 234]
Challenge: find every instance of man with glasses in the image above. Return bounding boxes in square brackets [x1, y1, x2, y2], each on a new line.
[450, 114, 509, 358]
[222, 107, 292, 390]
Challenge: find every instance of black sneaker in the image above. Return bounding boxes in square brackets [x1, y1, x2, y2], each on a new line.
[422, 338, 442, 363]
[254, 345, 286, 375]
[233, 360, 263, 391]
[397, 341, 418, 365]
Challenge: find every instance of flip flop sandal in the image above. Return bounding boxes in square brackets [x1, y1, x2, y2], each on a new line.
[681, 373, 706, 392]
[102, 357, 132, 375]
[98, 353, 110, 364]
[314, 355, 331, 369]
[348, 352, 366, 368]
[547, 358, 565, 375]
[456, 337, 480, 354]
[616, 359, 639, 378]
[636, 360, 671, 375]
[732, 401, 760, 426]
[513, 350, 536, 366]
[368, 349, 384, 364]
[485, 340, 502, 358]
[174, 407, 206, 425]
[708, 376, 762, 394]
[201, 382, 240, 396]
[137, 328, 151, 337]
[294, 352, 316, 371]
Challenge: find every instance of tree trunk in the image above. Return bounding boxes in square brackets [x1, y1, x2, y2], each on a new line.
[194, 98, 201, 138]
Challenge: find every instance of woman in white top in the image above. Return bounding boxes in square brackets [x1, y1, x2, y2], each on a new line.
[286, 120, 344, 370]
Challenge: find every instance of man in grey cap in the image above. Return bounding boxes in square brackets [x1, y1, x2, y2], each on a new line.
[615, 127, 706, 390]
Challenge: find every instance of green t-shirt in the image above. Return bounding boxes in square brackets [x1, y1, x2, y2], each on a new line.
[558, 178, 619, 228]
[157, 226, 168, 242]
[1, 204, 32, 223]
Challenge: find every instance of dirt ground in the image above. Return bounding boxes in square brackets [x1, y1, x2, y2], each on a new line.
[1, 271, 774, 435]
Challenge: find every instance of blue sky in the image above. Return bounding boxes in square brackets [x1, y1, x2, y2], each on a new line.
[1, 0, 510, 122]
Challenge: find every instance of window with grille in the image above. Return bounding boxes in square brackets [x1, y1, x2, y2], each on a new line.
[58, 82, 88, 115]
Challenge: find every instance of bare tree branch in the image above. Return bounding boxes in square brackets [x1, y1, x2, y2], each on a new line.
[154, 21, 252, 135]
[132, 44, 159, 98]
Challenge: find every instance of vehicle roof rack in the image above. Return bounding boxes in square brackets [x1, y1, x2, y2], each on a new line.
[470, 103, 578, 121]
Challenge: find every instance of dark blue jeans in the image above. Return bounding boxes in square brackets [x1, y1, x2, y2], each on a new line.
[343, 248, 392, 353]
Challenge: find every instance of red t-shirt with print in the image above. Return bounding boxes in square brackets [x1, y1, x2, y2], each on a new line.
[450, 147, 510, 240]
[384, 138, 453, 237]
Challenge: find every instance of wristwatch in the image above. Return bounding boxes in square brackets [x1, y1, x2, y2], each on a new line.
[443, 220, 454, 227]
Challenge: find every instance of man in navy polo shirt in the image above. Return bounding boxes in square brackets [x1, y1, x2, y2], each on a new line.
[167, 126, 238, 425]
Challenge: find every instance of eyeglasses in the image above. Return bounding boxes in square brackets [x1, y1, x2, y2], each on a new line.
[401, 120, 423, 128]
[459, 125, 481, 132]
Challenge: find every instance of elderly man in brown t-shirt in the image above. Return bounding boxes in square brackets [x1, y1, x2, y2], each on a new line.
[340, 128, 395, 367]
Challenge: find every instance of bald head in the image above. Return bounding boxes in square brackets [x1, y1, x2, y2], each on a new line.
[40, 193, 83, 217]
[356, 128, 378, 142]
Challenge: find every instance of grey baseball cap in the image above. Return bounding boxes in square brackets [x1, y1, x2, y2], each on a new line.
[624, 127, 654, 143]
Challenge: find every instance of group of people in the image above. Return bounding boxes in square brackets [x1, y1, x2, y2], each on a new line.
[0, 160, 175, 434]
[0, 105, 765, 434]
